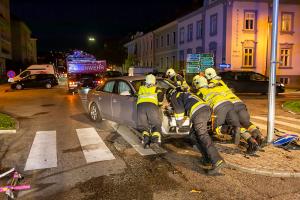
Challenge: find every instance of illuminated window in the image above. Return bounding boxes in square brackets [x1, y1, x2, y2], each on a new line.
[281, 12, 294, 32]
[243, 48, 254, 67]
[244, 11, 256, 30]
[280, 48, 291, 67]
[187, 24, 193, 42]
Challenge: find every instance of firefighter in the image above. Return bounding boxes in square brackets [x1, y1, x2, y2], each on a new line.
[204, 68, 265, 147]
[193, 76, 259, 154]
[166, 88, 225, 175]
[137, 74, 164, 148]
[166, 68, 190, 91]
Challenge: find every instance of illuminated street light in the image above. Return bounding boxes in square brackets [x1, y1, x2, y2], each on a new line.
[88, 36, 95, 42]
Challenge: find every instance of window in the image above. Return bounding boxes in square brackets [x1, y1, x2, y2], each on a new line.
[250, 73, 266, 81]
[243, 48, 254, 67]
[118, 81, 132, 95]
[160, 36, 164, 47]
[167, 34, 170, 46]
[160, 57, 164, 68]
[28, 75, 37, 80]
[244, 11, 256, 31]
[196, 20, 203, 39]
[236, 72, 250, 81]
[187, 48, 193, 54]
[173, 32, 176, 44]
[179, 50, 184, 61]
[196, 47, 203, 54]
[187, 24, 193, 42]
[179, 27, 185, 44]
[279, 77, 289, 85]
[150, 41, 152, 49]
[166, 57, 169, 67]
[281, 12, 294, 33]
[156, 38, 159, 48]
[210, 14, 217, 36]
[220, 72, 235, 80]
[280, 48, 291, 67]
[209, 42, 217, 66]
[103, 81, 115, 93]
[172, 56, 176, 66]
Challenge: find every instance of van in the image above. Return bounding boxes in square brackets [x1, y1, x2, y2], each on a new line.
[13, 64, 56, 82]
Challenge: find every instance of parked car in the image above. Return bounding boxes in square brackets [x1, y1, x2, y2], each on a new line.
[218, 71, 285, 94]
[86, 76, 190, 135]
[11, 74, 58, 90]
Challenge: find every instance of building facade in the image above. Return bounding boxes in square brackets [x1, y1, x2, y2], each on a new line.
[0, 0, 12, 75]
[153, 21, 178, 72]
[11, 19, 37, 65]
[124, 0, 300, 87]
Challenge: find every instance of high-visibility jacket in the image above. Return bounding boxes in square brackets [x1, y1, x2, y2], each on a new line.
[169, 91, 208, 120]
[169, 74, 190, 91]
[137, 85, 163, 106]
[209, 79, 242, 104]
[196, 85, 232, 111]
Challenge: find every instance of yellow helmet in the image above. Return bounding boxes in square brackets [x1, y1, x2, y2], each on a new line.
[204, 68, 217, 80]
[193, 76, 208, 89]
[145, 74, 156, 85]
[166, 68, 176, 78]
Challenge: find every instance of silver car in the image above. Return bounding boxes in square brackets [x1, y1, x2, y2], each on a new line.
[86, 76, 190, 135]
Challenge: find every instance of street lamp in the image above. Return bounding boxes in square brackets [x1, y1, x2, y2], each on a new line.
[88, 36, 95, 42]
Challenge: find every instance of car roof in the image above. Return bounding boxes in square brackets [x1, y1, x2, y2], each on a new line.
[220, 70, 255, 73]
[107, 76, 163, 82]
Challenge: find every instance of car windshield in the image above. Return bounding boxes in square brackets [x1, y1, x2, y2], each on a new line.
[130, 79, 174, 93]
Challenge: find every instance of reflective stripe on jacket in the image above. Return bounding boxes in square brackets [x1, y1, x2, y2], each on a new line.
[197, 86, 231, 110]
[137, 85, 158, 105]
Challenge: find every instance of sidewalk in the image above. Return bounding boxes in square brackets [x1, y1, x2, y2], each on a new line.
[216, 142, 300, 177]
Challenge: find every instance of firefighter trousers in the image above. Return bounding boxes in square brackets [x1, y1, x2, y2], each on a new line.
[137, 102, 162, 134]
[191, 106, 223, 165]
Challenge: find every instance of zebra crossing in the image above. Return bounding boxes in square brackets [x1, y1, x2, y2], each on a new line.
[16, 126, 162, 172]
[251, 115, 300, 136]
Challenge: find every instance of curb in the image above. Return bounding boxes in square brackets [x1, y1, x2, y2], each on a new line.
[0, 129, 17, 134]
[225, 160, 300, 178]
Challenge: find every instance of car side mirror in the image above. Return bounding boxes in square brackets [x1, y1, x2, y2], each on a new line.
[120, 91, 131, 96]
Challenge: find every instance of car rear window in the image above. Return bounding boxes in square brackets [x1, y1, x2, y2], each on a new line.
[220, 72, 235, 80]
[236, 73, 250, 81]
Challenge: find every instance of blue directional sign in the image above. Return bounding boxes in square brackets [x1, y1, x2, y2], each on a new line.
[219, 63, 231, 69]
[7, 70, 16, 78]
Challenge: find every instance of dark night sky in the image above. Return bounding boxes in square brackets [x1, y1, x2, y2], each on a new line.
[10, 0, 203, 63]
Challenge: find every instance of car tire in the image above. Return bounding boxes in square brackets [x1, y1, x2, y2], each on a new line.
[89, 103, 102, 122]
[15, 84, 22, 90]
[45, 83, 52, 89]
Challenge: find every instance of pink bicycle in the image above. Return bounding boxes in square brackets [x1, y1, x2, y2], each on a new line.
[0, 168, 31, 200]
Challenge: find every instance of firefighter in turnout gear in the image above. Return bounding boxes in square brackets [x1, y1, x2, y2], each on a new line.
[137, 74, 164, 148]
[166, 88, 225, 175]
[166, 68, 190, 91]
[193, 76, 243, 146]
[205, 68, 263, 151]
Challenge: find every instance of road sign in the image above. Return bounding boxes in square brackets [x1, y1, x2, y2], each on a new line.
[199, 53, 214, 71]
[186, 54, 200, 74]
[7, 70, 16, 78]
[186, 54, 200, 62]
[219, 63, 231, 68]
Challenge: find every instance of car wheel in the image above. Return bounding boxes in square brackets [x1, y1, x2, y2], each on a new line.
[16, 84, 22, 90]
[45, 83, 52, 89]
[89, 103, 102, 122]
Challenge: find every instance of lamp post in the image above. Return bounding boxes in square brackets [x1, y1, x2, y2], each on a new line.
[267, 0, 279, 143]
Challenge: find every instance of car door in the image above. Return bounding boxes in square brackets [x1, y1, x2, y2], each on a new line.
[94, 80, 116, 120]
[249, 72, 268, 93]
[235, 72, 252, 93]
[112, 80, 137, 128]
[22, 74, 39, 88]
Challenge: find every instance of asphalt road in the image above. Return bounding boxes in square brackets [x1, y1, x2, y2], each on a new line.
[0, 85, 300, 200]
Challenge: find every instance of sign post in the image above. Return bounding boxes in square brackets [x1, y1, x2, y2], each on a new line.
[267, 0, 279, 143]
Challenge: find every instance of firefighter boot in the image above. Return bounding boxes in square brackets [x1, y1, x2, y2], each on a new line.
[151, 132, 162, 145]
[207, 159, 225, 175]
[246, 137, 259, 155]
[142, 131, 151, 149]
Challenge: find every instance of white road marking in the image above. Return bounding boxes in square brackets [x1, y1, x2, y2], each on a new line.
[109, 122, 160, 156]
[251, 121, 300, 136]
[252, 116, 300, 130]
[0, 130, 16, 134]
[24, 131, 57, 171]
[76, 128, 115, 163]
[276, 116, 300, 123]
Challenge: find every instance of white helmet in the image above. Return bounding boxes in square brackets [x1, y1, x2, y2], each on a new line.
[166, 68, 176, 78]
[205, 68, 217, 80]
[145, 74, 156, 85]
[192, 75, 200, 86]
[193, 76, 208, 89]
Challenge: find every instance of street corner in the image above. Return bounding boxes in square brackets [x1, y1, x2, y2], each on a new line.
[216, 143, 300, 177]
[0, 112, 18, 134]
